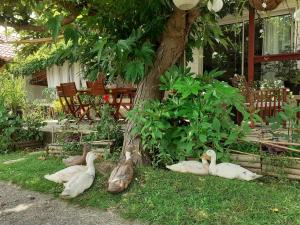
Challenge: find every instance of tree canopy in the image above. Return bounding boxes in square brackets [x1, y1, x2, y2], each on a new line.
[1, 0, 247, 82]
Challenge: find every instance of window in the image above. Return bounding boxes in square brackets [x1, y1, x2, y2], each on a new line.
[203, 14, 294, 83]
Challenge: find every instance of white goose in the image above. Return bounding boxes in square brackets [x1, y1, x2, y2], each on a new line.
[44, 165, 87, 184]
[166, 158, 209, 175]
[60, 152, 97, 198]
[202, 149, 262, 181]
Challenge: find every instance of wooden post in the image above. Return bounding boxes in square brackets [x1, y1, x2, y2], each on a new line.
[248, 7, 255, 82]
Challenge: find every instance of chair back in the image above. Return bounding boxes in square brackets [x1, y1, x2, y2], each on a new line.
[56, 86, 64, 97]
[61, 82, 77, 97]
[56, 86, 70, 114]
[252, 88, 288, 121]
[86, 77, 107, 96]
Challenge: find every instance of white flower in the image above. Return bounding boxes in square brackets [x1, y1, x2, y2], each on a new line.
[259, 29, 264, 33]
[212, 52, 218, 58]
[262, 2, 267, 8]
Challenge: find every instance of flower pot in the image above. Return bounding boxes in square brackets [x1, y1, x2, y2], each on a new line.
[173, 0, 199, 10]
[249, 0, 283, 11]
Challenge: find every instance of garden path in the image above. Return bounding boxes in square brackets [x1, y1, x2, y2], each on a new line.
[0, 182, 141, 225]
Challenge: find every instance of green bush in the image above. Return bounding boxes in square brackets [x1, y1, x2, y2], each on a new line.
[0, 73, 45, 154]
[0, 71, 27, 113]
[84, 104, 123, 147]
[128, 67, 251, 166]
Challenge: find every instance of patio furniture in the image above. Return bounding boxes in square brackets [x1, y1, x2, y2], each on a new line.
[236, 88, 289, 126]
[85, 77, 108, 117]
[252, 88, 288, 123]
[86, 77, 107, 97]
[107, 87, 136, 120]
[60, 82, 92, 123]
[56, 86, 70, 115]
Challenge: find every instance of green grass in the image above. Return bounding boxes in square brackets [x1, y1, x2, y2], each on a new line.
[1, 152, 300, 225]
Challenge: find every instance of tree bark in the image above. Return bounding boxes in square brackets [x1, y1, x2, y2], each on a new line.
[122, 8, 200, 165]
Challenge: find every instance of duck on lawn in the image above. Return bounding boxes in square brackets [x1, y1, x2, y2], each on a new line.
[63, 144, 90, 167]
[166, 158, 209, 175]
[44, 165, 87, 184]
[44, 145, 92, 184]
[60, 152, 98, 198]
[202, 149, 262, 181]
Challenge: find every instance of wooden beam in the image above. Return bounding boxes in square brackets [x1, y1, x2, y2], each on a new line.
[0, 35, 63, 44]
[248, 7, 255, 82]
[254, 52, 300, 63]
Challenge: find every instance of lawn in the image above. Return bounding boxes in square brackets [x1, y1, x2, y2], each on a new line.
[1, 152, 300, 225]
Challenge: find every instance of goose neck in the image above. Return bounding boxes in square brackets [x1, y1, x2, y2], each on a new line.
[208, 154, 217, 171]
[86, 159, 95, 176]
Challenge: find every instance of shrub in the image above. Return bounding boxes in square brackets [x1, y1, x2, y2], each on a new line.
[0, 73, 45, 153]
[128, 67, 251, 166]
[84, 104, 123, 147]
[0, 71, 27, 113]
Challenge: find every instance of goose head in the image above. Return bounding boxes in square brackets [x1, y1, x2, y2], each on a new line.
[86, 152, 101, 164]
[202, 149, 217, 162]
[201, 158, 210, 168]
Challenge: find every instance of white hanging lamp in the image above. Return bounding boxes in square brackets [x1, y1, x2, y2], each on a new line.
[173, 0, 200, 10]
[207, 0, 224, 12]
[294, 9, 300, 21]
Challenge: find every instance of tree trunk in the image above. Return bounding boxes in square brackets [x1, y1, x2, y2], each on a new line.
[121, 8, 200, 165]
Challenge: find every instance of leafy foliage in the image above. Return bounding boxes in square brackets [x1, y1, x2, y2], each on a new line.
[128, 67, 251, 166]
[7, 42, 76, 76]
[0, 71, 45, 153]
[84, 104, 123, 147]
[0, 71, 27, 112]
[269, 100, 300, 142]
[0, 97, 44, 154]
[2, 0, 247, 84]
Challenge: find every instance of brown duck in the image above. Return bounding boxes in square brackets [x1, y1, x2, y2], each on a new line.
[107, 151, 134, 193]
[63, 144, 90, 167]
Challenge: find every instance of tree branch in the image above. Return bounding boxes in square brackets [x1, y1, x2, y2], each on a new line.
[0, 2, 82, 32]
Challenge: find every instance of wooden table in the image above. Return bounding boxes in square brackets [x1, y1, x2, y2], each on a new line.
[107, 87, 137, 120]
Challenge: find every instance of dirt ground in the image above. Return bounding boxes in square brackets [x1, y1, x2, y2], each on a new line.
[0, 182, 141, 225]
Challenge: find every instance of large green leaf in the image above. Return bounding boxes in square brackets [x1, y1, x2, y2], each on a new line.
[47, 15, 62, 41]
[124, 60, 145, 83]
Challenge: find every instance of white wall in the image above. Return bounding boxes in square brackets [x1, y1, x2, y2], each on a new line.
[46, 61, 86, 89]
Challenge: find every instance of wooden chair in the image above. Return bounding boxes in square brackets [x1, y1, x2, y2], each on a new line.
[236, 88, 289, 127]
[56, 86, 70, 115]
[60, 82, 92, 123]
[251, 88, 288, 125]
[86, 77, 108, 117]
[86, 77, 107, 97]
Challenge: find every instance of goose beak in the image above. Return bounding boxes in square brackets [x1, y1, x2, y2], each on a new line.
[201, 153, 211, 161]
[95, 153, 103, 160]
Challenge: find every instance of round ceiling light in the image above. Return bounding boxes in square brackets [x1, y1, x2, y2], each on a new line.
[207, 0, 224, 12]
